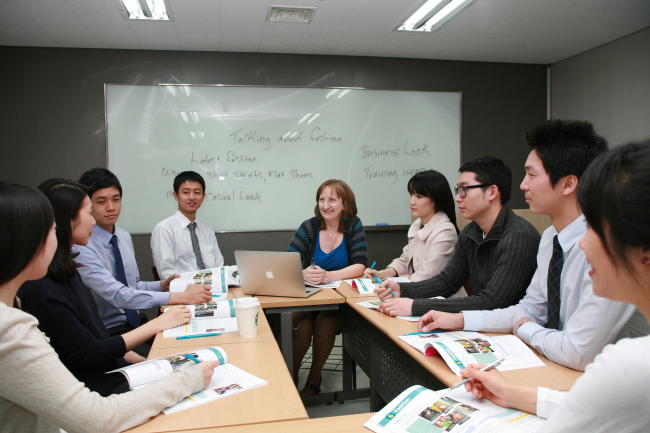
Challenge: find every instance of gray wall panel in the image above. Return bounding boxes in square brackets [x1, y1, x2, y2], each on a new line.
[0, 46, 546, 276]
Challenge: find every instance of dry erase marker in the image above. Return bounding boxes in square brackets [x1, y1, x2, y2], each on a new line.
[185, 354, 201, 363]
[449, 357, 505, 390]
[176, 333, 222, 340]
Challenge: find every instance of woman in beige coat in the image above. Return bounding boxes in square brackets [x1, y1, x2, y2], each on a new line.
[365, 170, 463, 294]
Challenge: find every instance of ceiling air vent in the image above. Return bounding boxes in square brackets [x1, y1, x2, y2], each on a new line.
[266, 6, 317, 23]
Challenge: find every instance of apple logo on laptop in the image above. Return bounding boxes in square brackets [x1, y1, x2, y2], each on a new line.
[266, 269, 274, 279]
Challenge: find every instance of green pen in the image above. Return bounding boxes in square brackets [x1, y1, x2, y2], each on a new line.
[176, 333, 222, 340]
[372, 276, 398, 297]
[402, 331, 444, 336]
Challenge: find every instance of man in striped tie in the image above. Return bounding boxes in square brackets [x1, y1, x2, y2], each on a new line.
[419, 119, 649, 371]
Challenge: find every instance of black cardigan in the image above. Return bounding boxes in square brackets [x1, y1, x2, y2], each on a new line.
[18, 272, 128, 396]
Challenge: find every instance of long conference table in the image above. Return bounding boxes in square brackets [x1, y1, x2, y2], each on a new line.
[127, 282, 583, 432]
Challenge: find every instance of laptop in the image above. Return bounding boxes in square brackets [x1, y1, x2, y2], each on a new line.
[235, 251, 323, 298]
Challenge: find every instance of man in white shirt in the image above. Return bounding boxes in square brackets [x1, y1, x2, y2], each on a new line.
[151, 171, 224, 279]
[419, 119, 649, 371]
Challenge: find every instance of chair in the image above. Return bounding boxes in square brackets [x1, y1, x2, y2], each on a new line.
[152, 266, 161, 281]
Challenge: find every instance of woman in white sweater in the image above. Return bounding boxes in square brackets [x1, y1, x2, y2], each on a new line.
[457, 141, 650, 433]
[365, 170, 464, 300]
[0, 182, 219, 433]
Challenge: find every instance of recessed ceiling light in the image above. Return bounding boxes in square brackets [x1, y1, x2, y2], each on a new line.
[266, 6, 317, 23]
[115, 0, 174, 21]
[397, 0, 476, 33]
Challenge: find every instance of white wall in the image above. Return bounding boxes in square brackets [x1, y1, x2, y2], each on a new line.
[551, 26, 650, 146]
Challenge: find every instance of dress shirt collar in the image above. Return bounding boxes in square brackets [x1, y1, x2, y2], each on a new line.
[552, 214, 586, 253]
[409, 211, 451, 241]
[173, 210, 194, 229]
[91, 224, 115, 247]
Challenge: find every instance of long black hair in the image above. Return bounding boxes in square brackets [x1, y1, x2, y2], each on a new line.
[407, 170, 459, 234]
[0, 182, 54, 285]
[38, 181, 89, 282]
[578, 140, 650, 271]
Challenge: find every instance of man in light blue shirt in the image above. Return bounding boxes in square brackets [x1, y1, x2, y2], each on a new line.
[419, 120, 649, 371]
[74, 168, 212, 354]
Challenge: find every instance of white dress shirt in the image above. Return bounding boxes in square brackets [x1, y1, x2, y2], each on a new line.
[151, 210, 224, 279]
[536, 335, 650, 432]
[463, 215, 649, 371]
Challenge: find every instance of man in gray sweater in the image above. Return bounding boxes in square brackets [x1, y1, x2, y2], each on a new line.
[377, 156, 540, 317]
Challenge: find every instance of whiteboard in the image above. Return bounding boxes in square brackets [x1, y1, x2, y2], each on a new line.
[106, 85, 461, 233]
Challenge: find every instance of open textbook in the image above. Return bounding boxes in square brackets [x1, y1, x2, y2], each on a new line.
[163, 299, 238, 338]
[108, 346, 267, 414]
[399, 331, 545, 375]
[365, 385, 545, 433]
[170, 266, 241, 301]
[344, 277, 411, 295]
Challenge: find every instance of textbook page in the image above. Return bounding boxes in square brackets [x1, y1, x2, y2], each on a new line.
[364, 385, 544, 433]
[169, 267, 230, 301]
[174, 299, 236, 319]
[399, 331, 544, 375]
[109, 347, 227, 389]
[163, 363, 268, 414]
[163, 317, 238, 338]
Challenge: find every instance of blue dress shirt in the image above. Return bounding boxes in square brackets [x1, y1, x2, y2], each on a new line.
[73, 225, 168, 329]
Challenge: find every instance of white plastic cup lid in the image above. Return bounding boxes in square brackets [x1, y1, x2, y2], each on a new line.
[234, 297, 260, 308]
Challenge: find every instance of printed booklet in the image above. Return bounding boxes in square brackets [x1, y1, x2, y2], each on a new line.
[356, 299, 422, 322]
[344, 277, 411, 295]
[170, 266, 241, 301]
[162, 299, 238, 338]
[398, 331, 545, 375]
[365, 385, 545, 433]
[108, 346, 267, 414]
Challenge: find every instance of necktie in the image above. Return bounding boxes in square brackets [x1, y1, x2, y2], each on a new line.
[546, 235, 564, 330]
[188, 222, 206, 270]
[109, 235, 141, 328]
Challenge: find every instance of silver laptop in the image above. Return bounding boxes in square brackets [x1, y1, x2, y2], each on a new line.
[235, 251, 323, 298]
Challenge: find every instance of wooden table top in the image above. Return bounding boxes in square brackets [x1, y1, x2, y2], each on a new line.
[151, 306, 276, 350]
[170, 413, 376, 433]
[125, 341, 308, 433]
[346, 299, 583, 391]
[236, 287, 345, 309]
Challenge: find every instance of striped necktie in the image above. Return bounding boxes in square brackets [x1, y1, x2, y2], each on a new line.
[109, 235, 141, 328]
[546, 235, 564, 330]
[188, 222, 206, 270]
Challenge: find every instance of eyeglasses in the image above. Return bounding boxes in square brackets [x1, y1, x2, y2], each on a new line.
[454, 184, 488, 198]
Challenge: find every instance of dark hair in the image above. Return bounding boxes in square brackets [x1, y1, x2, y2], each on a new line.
[38, 181, 89, 282]
[578, 140, 650, 272]
[458, 156, 512, 205]
[0, 183, 54, 285]
[174, 171, 206, 194]
[314, 179, 358, 232]
[408, 170, 459, 234]
[525, 119, 608, 187]
[78, 167, 123, 198]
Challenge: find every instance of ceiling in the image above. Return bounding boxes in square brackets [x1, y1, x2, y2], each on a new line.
[1, 0, 649, 64]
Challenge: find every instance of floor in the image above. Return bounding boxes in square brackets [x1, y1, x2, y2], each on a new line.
[296, 334, 372, 418]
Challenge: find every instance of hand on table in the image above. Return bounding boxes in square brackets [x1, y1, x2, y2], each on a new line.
[198, 360, 221, 389]
[513, 317, 534, 338]
[303, 266, 326, 285]
[459, 363, 514, 408]
[374, 280, 400, 301]
[379, 297, 414, 316]
[364, 268, 379, 279]
[170, 284, 212, 305]
[123, 351, 147, 364]
[418, 311, 464, 332]
[153, 305, 192, 331]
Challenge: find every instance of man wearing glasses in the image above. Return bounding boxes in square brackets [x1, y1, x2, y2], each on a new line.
[376, 155, 540, 319]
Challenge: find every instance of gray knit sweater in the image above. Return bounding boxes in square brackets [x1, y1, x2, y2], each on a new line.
[401, 207, 541, 316]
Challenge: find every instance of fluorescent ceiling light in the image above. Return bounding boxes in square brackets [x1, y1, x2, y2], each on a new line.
[115, 0, 174, 21]
[397, 0, 476, 33]
[266, 6, 316, 23]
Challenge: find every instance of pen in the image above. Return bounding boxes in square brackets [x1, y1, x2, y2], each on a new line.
[176, 333, 222, 340]
[449, 357, 506, 390]
[402, 331, 443, 336]
[370, 261, 376, 270]
[311, 258, 315, 269]
[185, 354, 201, 363]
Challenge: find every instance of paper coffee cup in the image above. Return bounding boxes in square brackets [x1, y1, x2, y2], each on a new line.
[234, 298, 260, 338]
